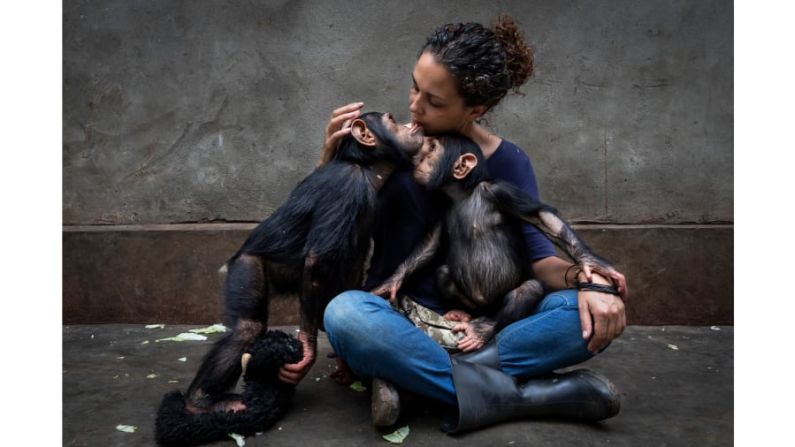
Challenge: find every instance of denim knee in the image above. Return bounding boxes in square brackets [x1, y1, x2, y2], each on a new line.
[535, 288, 579, 313]
[324, 290, 386, 337]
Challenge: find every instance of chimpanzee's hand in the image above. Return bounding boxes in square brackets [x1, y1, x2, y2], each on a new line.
[319, 102, 364, 167]
[578, 259, 629, 301]
[371, 276, 403, 304]
[278, 331, 317, 384]
[443, 310, 472, 322]
[452, 317, 495, 352]
[578, 272, 627, 353]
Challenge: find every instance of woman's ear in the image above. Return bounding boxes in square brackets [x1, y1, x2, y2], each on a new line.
[452, 153, 478, 179]
[350, 119, 377, 148]
[465, 105, 487, 122]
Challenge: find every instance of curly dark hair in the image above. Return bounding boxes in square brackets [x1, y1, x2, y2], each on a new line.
[420, 14, 534, 111]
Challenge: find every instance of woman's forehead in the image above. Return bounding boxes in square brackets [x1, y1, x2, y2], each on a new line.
[413, 52, 457, 99]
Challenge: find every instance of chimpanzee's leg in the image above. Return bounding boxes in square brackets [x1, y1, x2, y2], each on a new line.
[186, 254, 268, 410]
[299, 252, 324, 336]
[491, 279, 545, 333]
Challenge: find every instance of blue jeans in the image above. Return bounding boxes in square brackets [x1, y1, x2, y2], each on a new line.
[323, 289, 595, 406]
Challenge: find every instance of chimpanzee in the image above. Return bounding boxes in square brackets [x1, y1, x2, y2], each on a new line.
[156, 330, 302, 446]
[185, 112, 424, 411]
[372, 134, 621, 350]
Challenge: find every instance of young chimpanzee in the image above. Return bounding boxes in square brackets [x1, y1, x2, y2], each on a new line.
[156, 330, 302, 446]
[373, 134, 621, 351]
[185, 112, 424, 412]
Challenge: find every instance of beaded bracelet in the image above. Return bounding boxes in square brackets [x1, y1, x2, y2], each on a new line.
[575, 281, 620, 296]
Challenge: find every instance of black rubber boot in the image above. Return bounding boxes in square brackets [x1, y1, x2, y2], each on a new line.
[441, 359, 621, 434]
[451, 339, 500, 368]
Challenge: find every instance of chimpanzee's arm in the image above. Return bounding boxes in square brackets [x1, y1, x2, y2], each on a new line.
[299, 252, 323, 338]
[485, 181, 615, 276]
[279, 251, 320, 384]
[371, 223, 442, 302]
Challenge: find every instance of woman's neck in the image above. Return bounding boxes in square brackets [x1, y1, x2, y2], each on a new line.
[459, 121, 502, 159]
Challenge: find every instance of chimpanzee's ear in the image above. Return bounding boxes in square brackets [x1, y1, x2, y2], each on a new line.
[350, 119, 377, 148]
[452, 153, 478, 180]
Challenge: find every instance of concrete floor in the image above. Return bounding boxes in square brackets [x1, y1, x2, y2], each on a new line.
[63, 325, 733, 446]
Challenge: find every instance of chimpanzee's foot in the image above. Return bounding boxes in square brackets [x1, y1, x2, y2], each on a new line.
[443, 310, 472, 322]
[329, 355, 355, 385]
[185, 390, 213, 414]
[186, 395, 247, 414]
[185, 401, 208, 415]
[212, 399, 247, 413]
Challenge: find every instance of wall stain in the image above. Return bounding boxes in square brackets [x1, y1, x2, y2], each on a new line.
[123, 97, 243, 180]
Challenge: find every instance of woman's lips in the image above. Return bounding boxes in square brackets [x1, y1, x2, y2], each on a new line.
[404, 121, 423, 136]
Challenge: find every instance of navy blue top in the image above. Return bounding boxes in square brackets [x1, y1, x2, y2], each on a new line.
[363, 139, 556, 314]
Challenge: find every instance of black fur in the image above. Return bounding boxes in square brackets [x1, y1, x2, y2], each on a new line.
[426, 134, 490, 191]
[379, 134, 616, 342]
[238, 113, 413, 265]
[184, 111, 422, 412]
[155, 330, 302, 447]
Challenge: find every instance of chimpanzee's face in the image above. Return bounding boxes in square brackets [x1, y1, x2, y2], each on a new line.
[379, 112, 425, 155]
[412, 136, 444, 185]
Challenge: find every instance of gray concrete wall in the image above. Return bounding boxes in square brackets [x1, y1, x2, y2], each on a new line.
[63, 0, 733, 324]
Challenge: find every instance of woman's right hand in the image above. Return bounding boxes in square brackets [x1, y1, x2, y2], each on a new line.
[318, 102, 364, 167]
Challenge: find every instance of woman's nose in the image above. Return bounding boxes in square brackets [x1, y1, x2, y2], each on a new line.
[409, 94, 420, 114]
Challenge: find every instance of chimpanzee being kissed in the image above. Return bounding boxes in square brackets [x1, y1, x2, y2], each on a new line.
[185, 112, 424, 412]
[373, 134, 622, 351]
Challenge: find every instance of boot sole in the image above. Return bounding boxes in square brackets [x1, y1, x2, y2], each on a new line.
[576, 369, 622, 420]
[371, 378, 400, 427]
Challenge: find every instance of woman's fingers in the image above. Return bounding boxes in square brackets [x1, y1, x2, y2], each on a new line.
[326, 103, 364, 133]
[326, 110, 359, 134]
[331, 102, 364, 118]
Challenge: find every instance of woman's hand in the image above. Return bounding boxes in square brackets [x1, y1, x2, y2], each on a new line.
[318, 102, 364, 167]
[577, 272, 627, 353]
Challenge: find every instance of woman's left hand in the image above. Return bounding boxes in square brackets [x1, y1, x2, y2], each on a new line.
[577, 276, 627, 353]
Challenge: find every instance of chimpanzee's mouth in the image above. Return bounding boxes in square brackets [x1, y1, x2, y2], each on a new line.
[401, 122, 424, 153]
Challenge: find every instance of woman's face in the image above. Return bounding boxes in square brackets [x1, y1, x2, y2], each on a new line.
[409, 52, 479, 135]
